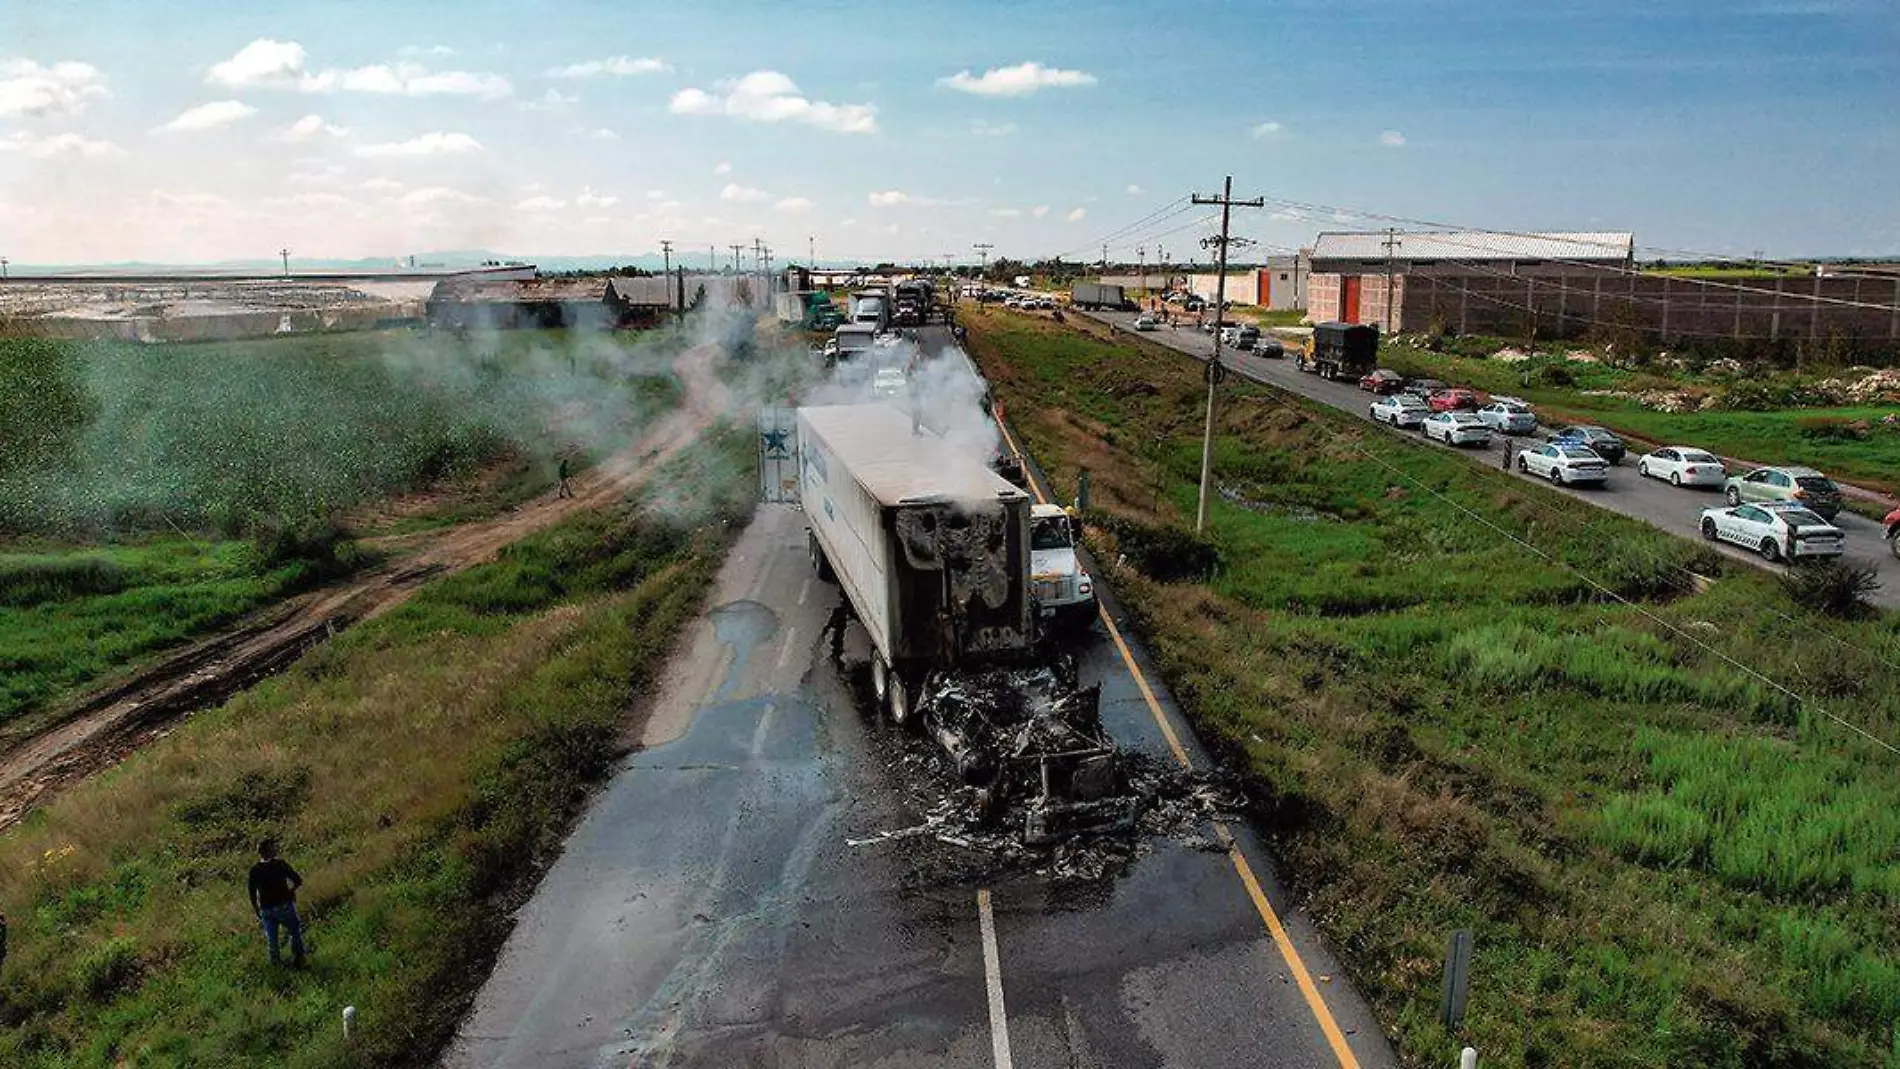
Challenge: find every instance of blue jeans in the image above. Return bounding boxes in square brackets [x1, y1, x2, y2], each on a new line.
[259, 903, 305, 964]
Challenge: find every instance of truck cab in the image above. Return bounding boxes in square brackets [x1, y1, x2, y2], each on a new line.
[1030, 504, 1095, 627]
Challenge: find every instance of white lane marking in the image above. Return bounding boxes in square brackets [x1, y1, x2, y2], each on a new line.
[772, 625, 800, 676]
[977, 889, 1014, 1069]
[797, 576, 812, 606]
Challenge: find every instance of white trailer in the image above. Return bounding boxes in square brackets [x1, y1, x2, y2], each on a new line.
[797, 404, 1034, 723]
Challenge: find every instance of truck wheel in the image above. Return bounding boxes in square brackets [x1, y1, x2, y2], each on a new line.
[888, 677, 913, 727]
[808, 532, 836, 582]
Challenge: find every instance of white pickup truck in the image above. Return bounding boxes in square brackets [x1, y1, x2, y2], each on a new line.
[1029, 504, 1095, 627]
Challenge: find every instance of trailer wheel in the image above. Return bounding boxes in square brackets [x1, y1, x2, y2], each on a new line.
[870, 656, 890, 708]
[888, 676, 913, 727]
[808, 532, 836, 582]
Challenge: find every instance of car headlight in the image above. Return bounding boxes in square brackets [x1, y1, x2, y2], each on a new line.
[1079, 574, 1093, 596]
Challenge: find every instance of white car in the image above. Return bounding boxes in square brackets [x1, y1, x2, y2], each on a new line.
[1700, 501, 1845, 562]
[1638, 446, 1727, 487]
[1517, 442, 1610, 485]
[1477, 400, 1538, 435]
[1369, 393, 1430, 429]
[1133, 314, 1160, 331]
[1421, 411, 1493, 446]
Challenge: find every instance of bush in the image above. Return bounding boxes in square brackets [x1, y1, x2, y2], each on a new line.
[1083, 510, 1221, 582]
[0, 556, 127, 607]
[1796, 416, 1871, 442]
[1532, 363, 1575, 388]
[246, 514, 366, 591]
[1779, 560, 1881, 618]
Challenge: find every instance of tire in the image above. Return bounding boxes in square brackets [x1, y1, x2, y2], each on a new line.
[1701, 518, 1718, 541]
[1638, 461, 1650, 478]
[1726, 487, 1741, 506]
[871, 655, 890, 708]
[1552, 468, 1565, 485]
[809, 532, 837, 582]
[1517, 457, 1530, 474]
[1670, 472, 1681, 487]
[1759, 538, 1781, 563]
[888, 675, 913, 727]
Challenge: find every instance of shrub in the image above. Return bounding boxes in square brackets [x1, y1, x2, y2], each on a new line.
[1796, 416, 1871, 442]
[1084, 510, 1221, 582]
[1779, 560, 1881, 618]
[0, 556, 127, 607]
[246, 514, 365, 590]
[1532, 363, 1575, 388]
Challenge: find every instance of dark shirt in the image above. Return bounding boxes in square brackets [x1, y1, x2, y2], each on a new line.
[248, 858, 302, 911]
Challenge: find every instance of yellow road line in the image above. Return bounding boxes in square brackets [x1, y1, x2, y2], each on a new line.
[995, 407, 1362, 1068]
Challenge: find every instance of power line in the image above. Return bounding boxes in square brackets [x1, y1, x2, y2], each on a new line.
[1056, 196, 1194, 261]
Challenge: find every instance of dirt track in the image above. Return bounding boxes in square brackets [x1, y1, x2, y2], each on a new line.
[0, 342, 734, 831]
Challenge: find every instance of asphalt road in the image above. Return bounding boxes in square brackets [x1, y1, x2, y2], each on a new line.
[444, 333, 1398, 1067]
[1076, 307, 1900, 610]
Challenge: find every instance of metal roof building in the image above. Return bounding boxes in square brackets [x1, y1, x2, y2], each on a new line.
[1310, 231, 1633, 272]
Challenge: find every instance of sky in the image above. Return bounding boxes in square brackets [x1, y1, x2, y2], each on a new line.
[1, 0, 1897, 267]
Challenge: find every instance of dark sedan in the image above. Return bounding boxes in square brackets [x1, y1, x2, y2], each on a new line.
[1549, 425, 1628, 464]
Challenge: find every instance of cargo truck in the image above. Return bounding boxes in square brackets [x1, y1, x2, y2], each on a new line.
[893, 279, 934, 326]
[1298, 321, 1380, 380]
[798, 403, 1036, 724]
[1069, 281, 1129, 311]
[850, 289, 891, 331]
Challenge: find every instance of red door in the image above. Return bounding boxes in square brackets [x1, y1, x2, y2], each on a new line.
[1342, 276, 1362, 323]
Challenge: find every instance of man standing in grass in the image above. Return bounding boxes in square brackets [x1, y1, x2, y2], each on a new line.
[557, 454, 573, 499]
[248, 840, 306, 967]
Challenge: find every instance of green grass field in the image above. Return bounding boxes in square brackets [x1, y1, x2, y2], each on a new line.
[1377, 344, 1900, 492]
[965, 307, 1900, 1068]
[0, 426, 755, 1067]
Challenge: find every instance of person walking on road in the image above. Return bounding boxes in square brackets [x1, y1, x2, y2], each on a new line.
[557, 455, 573, 499]
[248, 840, 306, 967]
[1501, 437, 1515, 471]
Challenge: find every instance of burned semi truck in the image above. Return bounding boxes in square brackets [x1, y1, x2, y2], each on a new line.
[892, 279, 935, 326]
[795, 404, 1121, 838]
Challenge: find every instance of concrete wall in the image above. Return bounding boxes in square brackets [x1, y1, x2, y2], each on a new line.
[1308, 268, 1900, 349]
[26, 302, 423, 343]
[1186, 267, 1309, 310]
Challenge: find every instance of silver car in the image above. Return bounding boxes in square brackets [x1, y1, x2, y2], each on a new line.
[1699, 501, 1844, 562]
[1518, 443, 1609, 485]
[1422, 410, 1493, 446]
[1637, 446, 1727, 487]
[1369, 393, 1430, 429]
[1477, 400, 1537, 435]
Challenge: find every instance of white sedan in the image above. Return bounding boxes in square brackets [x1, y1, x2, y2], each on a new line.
[1699, 501, 1845, 562]
[1133, 314, 1160, 331]
[1517, 443, 1610, 485]
[1637, 446, 1727, 487]
[1421, 411, 1493, 446]
[1369, 393, 1430, 428]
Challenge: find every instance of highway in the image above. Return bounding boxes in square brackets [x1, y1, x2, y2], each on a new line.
[444, 326, 1398, 1068]
[1075, 307, 1900, 611]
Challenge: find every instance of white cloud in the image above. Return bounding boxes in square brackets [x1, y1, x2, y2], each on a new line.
[840, 218, 858, 227]
[576, 127, 618, 141]
[1126, 184, 1144, 195]
[0, 130, 118, 158]
[713, 161, 732, 175]
[262, 191, 353, 208]
[398, 45, 456, 58]
[1066, 207, 1087, 222]
[207, 39, 308, 88]
[205, 39, 511, 99]
[400, 186, 488, 206]
[774, 196, 813, 213]
[969, 119, 1017, 137]
[516, 195, 567, 211]
[576, 188, 619, 209]
[1031, 205, 1050, 219]
[288, 163, 346, 185]
[869, 190, 913, 206]
[989, 208, 1022, 218]
[156, 100, 257, 133]
[354, 132, 482, 158]
[360, 177, 405, 193]
[520, 88, 580, 111]
[645, 189, 666, 200]
[670, 71, 877, 134]
[545, 55, 670, 78]
[281, 114, 349, 141]
[1380, 129, 1406, 147]
[0, 59, 109, 119]
[938, 61, 1095, 97]
[720, 182, 771, 203]
[1251, 121, 1284, 138]
[151, 190, 228, 209]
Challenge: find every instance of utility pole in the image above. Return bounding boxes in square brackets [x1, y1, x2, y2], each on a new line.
[1382, 226, 1400, 333]
[972, 242, 994, 279]
[809, 234, 816, 270]
[1189, 176, 1263, 533]
[659, 239, 673, 278]
[279, 248, 291, 278]
[1, 257, 8, 279]
[709, 245, 716, 272]
[1137, 245, 1146, 300]
[1101, 243, 1108, 274]
[729, 244, 744, 273]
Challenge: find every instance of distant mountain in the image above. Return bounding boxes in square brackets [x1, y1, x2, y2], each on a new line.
[7, 249, 843, 276]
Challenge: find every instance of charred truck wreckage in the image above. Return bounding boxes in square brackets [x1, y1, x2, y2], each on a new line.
[788, 403, 1132, 848]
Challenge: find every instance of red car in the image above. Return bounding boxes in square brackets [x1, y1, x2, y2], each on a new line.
[1427, 387, 1486, 412]
[1359, 369, 1406, 394]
